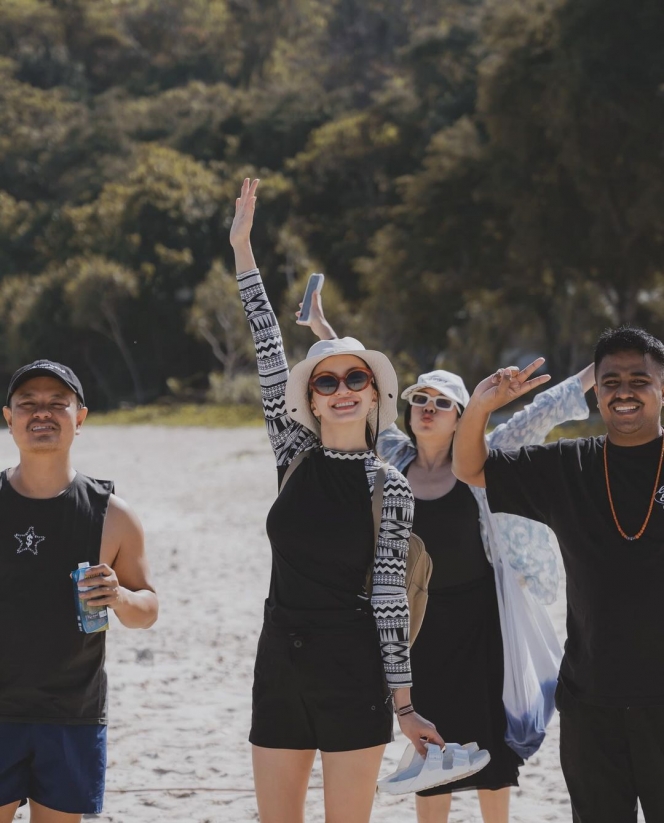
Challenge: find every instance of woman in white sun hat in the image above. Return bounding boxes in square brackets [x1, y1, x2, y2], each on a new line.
[303, 287, 595, 823]
[229, 178, 446, 823]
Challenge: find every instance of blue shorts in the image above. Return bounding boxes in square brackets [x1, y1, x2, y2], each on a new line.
[0, 723, 106, 814]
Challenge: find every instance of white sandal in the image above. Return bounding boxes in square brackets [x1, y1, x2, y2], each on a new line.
[377, 742, 491, 795]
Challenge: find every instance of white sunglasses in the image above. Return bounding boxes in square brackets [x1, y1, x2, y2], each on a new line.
[408, 392, 459, 412]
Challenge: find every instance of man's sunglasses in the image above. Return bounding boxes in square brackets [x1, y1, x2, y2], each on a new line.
[408, 392, 458, 412]
[309, 367, 374, 396]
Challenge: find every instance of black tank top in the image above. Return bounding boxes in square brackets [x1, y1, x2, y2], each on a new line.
[0, 471, 114, 724]
[405, 464, 491, 592]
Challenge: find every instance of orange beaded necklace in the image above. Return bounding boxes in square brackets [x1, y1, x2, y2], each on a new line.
[603, 434, 664, 541]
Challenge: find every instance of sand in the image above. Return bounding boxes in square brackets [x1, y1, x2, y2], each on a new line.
[4, 426, 642, 822]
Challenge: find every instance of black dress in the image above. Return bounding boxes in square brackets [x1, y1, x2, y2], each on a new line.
[406, 470, 523, 794]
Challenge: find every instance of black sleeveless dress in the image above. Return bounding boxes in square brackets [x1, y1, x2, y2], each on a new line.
[0, 471, 113, 724]
[406, 469, 523, 794]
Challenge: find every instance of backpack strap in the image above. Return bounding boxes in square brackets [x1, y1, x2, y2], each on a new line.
[278, 450, 310, 494]
[366, 463, 389, 596]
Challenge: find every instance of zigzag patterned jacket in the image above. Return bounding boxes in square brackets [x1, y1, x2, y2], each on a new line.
[237, 267, 413, 689]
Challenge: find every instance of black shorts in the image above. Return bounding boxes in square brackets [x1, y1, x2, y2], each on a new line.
[249, 621, 393, 752]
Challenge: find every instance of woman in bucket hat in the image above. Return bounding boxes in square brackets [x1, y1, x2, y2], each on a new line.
[303, 289, 595, 823]
[230, 179, 445, 823]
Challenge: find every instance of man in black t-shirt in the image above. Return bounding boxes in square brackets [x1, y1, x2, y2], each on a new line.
[452, 327, 664, 823]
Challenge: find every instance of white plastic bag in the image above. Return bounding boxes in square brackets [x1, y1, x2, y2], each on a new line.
[486, 517, 563, 759]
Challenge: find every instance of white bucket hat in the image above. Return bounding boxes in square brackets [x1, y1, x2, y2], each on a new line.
[285, 337, 399, 436]
[401, 369, 470, 410]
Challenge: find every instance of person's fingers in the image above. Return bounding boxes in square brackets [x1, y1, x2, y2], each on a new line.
[239, 178, 259, 203]
[503, 373, 551, 399]
[518, 357, 546, 381]
[496, 370, 515, 394]
[522, 374, 552, 391]
[420, 728, 445, 750]
[497, 367, 519, 381]
[85, 590, 119, 607]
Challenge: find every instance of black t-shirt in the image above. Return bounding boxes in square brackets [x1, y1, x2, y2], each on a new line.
[0, 471, 113, 723]
[485, 434, 664, 706]
[405, 468, 491, 592]
[266, 448, 375, 631]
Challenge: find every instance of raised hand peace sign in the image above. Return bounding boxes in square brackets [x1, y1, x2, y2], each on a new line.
[471, 357, 551, 413]
[230, 178, 260, 250]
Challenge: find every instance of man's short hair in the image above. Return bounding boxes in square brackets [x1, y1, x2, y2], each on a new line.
[594, 326, 664, 372]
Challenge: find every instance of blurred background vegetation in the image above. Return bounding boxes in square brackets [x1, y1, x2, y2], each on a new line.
[0, 0, 663, 415]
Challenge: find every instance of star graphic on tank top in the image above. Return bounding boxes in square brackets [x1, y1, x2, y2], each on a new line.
[15, 526, 46, 556]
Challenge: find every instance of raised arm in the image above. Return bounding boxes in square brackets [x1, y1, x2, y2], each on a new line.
[230, 178, 316, 467]
[453, 358, 551, 487]
[295, 289, 337, 341]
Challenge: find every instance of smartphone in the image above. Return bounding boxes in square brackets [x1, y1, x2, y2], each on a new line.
[297, 273, 325, 326]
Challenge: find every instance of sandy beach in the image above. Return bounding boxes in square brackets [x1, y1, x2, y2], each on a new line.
[5, 425, 641, 822]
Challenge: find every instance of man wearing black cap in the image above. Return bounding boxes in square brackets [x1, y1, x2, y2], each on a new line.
[0, 361, 159, 823]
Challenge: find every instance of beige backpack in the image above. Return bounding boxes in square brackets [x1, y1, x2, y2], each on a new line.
[366, 463, 432, 645]
[280, 454, 432, 645]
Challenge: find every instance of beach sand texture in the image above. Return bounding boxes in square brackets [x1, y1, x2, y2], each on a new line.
[6, 426, 642, 822]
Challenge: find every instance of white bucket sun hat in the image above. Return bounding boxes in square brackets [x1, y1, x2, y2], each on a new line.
[285, 337, 399, 436]
[401, 369, 470, 410]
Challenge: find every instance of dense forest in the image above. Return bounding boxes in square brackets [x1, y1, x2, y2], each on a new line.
[0, 0, 663, 408]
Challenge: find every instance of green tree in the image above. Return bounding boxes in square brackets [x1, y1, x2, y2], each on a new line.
[63, 255, 144, 403]
[187, 260, 254, 378]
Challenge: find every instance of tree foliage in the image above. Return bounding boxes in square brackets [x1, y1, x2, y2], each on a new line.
[0, 0, 662, 407]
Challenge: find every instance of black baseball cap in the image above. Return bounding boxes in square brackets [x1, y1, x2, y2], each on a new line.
[6, 360, 85, 406]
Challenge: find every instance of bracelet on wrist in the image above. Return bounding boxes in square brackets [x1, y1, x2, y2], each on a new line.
[396, 703, 414, 717]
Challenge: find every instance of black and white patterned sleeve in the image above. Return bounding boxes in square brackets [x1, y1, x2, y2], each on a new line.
[369, 464, 414, 690]
[236, 268, 317, 467]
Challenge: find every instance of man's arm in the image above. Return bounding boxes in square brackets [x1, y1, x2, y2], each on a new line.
[453, 403, 491, 487]
[80, 495, 159, 629]
[453, 358, 551, 487]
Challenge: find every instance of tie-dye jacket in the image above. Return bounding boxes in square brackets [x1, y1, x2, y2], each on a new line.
[378, 376, 590, 604]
